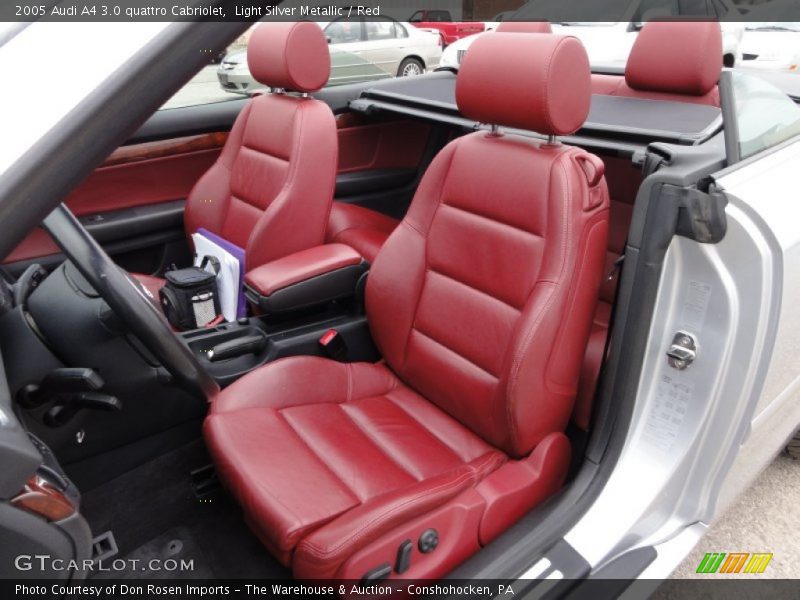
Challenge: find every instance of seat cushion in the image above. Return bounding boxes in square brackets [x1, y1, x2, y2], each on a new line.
[326, 202, 399, 263]
[204, 356, 506, 569]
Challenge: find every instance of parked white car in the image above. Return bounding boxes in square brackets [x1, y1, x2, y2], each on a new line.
[441, 0, 743, 70]
[739, 22, 800, 72]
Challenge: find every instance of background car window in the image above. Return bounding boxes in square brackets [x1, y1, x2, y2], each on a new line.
[678, 0, 714, 15]
[632, 0, 678, 21]
[366, 21, 397, 41]
[709, 0, 733, 17]
[726, 71, 800, 160]
[325, 21, 362, 44]
[510, 0, 633, 22]
[427, 10, 452, 21]
[409, 10, 423, 22]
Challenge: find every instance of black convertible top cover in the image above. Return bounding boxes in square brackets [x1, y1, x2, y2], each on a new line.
[350, 71, 722, 145]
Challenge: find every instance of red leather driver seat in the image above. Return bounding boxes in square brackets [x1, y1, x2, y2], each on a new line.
[133, 22, 336, 297]
[205, 33, 609, 580]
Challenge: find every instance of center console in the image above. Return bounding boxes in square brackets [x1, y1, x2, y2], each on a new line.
[181, 243, 379, 386]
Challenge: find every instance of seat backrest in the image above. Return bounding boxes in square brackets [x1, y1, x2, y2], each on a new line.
[184, 22, 337, 270]
[366, 33, 610, 458]
[591, 21, 722, 106]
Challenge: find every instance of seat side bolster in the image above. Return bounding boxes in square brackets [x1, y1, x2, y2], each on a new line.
[475, 431, 571, 544]
[292, 451, 505, 579]
[244, 98, 337, 269]
[183, 100, 253, 240]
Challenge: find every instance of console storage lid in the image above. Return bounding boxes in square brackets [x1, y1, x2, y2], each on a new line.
[244, 244, 367, 314]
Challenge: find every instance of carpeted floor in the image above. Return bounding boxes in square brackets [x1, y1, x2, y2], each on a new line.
[81, 439, 288, 579]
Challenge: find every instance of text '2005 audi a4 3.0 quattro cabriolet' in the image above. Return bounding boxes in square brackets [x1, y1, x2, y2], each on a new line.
[1, 7, 800, 597]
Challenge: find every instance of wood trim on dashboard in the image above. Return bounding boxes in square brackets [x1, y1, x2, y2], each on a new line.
[102, 132, 229, 167]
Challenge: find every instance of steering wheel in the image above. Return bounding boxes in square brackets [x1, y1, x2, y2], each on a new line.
[42, 204, 219, 401]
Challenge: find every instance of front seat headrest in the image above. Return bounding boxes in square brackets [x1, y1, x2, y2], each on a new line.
[456, 33, 590, 135]
[247, 22, 330, 92]
[495, 20, 552, 34]
[625, 21, 722, 96]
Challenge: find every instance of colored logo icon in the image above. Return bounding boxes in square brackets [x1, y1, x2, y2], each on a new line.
[696, 552, 773, 574]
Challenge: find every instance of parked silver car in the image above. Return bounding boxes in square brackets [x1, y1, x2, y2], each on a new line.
[218, 18, 442, 93]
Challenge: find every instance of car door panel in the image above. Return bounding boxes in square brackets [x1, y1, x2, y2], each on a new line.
[336, 114, 430, 173]
[4, 81, 432, 274]
[360, 22, 401, 75]
[67, 132, 226, 216]
[3, 133, 226, 274]
[3, 96, 246, 273]
[334, 113, 431, 207]
[5, 202, 190, 277]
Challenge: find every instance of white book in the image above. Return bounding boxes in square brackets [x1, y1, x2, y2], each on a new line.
[191, 232, 242, 323]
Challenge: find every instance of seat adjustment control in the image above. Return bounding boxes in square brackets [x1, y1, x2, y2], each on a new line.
[395, 539, 413, 574]
[361, 562, 392, 586]
[17, 368, 104, 409]
[418, 528, 439, 554]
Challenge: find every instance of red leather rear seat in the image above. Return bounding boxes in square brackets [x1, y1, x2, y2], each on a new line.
[590, 21, 723, 107]
[326, 202, 399, 263]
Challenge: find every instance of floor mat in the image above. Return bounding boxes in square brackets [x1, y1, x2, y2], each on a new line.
[82, 440, 288, 579]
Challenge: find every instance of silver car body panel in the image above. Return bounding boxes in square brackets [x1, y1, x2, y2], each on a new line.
[521, 137, 800, 579]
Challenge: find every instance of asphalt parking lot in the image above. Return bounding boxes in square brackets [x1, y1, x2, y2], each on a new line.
[671, 451, 800, 579]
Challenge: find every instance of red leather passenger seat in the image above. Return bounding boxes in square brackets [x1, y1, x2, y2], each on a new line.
[205, 32, 609, 580]
[132, 22, 336, 291]
[591, 21, 723, 107]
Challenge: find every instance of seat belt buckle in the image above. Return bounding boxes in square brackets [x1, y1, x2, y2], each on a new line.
[319, 329, 348, 361]
[205, 314, 225, 328]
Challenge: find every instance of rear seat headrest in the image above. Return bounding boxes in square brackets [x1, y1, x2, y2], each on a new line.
[247, 22, 330, 92]
[456, 33, 590, 136]
[625, 21, 722, 96]
[495, 21, 552, 34]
